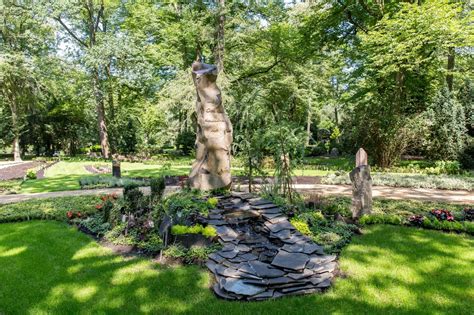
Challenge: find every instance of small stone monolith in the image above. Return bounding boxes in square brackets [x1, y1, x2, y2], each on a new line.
[350, 148, 372, 219]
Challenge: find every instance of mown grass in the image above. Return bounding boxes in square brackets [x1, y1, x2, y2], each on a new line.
[0, 221, 472, 314]
[18, 161, 329, 194]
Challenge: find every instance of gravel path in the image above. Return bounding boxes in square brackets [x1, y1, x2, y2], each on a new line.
[0, 184, 472, 205]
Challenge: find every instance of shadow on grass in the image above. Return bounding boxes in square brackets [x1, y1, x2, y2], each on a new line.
[0, 222, 472, 314]
[20, 175, 84, 193]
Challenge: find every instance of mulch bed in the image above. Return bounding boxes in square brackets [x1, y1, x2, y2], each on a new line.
[84, 165, 112, 174]
[0, 161, 44, 181]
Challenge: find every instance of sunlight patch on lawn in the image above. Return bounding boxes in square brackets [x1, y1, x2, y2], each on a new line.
[0, 246, 27, 257]
[47, 283, 98, 304]
[72, 243, 113, 260]
[111, 260, 158, 285]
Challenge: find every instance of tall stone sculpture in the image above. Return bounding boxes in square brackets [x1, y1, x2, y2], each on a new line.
[189, 60, 233, 190]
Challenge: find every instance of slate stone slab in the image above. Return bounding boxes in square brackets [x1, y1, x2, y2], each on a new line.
[206, 261, 218, 273]
[218, 249, 239, 259]
[259, 207, 282, 215]
[271, 250, 309, 271]
[213, 283, 236, 300]
[224, 279, 266, 296]
[248, 198, 273, 206]
[247, 289, 274, 300]
[208, 219, 227, 226]
[262, 212, 284, 220]
[316, 279, 331, 288]
[270, 229, 291, 240]
[266, 220, 295, 233]
[287, 269, 314, 280]
[209, 253, 226, 264]
[252, 203, 279, 210]
[268, 216, 288, 224]
[239, 261, 286, 278]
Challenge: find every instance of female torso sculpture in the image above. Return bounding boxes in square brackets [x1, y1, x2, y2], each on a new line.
[189, 60, 233, 190]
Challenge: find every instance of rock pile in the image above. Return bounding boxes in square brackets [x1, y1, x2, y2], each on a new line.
[205, 192, 337, 301]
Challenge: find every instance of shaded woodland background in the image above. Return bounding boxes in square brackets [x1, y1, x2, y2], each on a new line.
[1, 0, 473, 169]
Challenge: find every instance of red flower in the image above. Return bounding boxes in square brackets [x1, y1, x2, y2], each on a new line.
[76, 211, 82, 218]
[66, 211, 74, 219]
[95, 204, 103, 210]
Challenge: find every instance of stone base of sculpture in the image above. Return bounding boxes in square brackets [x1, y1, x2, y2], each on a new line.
[349, 165, 372, 219]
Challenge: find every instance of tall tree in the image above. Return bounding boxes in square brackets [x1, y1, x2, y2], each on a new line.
[50, 0, 116, 158]
[0, 1, 52, 161]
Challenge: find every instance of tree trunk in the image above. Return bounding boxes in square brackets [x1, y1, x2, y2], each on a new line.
[9, 100, 22, 161]
[447, 47, 455, 91]
[215, 0, 225, 72]
[93, 70, 110, 159]
[306, 104, 311, 147]
[12, 134, 21, 162]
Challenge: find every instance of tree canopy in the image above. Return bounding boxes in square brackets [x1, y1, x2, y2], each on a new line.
[1, 0, 472, 168]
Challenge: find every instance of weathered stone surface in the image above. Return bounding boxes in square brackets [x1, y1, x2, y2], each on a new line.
[262, 212, 284, 220]
[248, 198, 273, 206]
[355, 148, 368, 167]
[350, 164, 372, 219]
[223, 279, 266, 296]
[239, 261, 286, 278]
[189, 60, 232, 190]
[252, 203, 279, 210]
[270, 229, 291, 240]
[265, 220, 295, 233]
[271, 251, 309, 271]
[287, 269, 314, 280]
[224, 210, 260, 220]
[208, 220, 227, 226]
[218, 249, 239, 259]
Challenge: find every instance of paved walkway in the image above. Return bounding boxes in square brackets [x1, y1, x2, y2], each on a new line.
[0, 184, 472, 205]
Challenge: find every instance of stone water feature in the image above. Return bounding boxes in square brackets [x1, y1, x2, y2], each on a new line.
[204, 192, 337, 301]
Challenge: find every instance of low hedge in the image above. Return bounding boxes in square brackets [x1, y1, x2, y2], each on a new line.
[360, 213, 474, 235]
[0, 195, 99, 223]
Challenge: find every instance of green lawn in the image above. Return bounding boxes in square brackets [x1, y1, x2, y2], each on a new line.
[0, 221, 472, 314]
[17, 161, 329, 194]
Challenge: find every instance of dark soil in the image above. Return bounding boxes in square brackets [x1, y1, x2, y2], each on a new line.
[0, 162, 44, 181]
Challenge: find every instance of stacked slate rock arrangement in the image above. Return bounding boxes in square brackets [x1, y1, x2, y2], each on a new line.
[205, 192, 337, 301]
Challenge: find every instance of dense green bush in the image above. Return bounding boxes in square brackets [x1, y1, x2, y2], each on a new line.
[425, 87, 467, 160]
[170, 224, 216, 237]
[163, 191, 214, 224]
[25, 170, 37, 180]
[289, 218, 312, 236]
[359, 214, 404, 225]
[123, 183, 144, 212]
[79, 176, 147, 189]
[76, 214, 111, 236]
[150, 177, 166, 201]
[163, 244, 220, 264]
[311, 221, 358, 254]
[360, 213, 474, 235]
